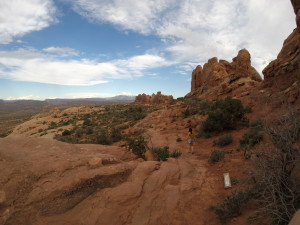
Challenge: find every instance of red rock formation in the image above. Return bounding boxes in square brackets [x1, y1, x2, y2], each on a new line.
[189, 49, 262, 98]
[135, 91, 173, 104]
[262, 0, 300, 103]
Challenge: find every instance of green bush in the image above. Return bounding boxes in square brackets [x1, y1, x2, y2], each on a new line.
[199, 100, 214, 115]
[62, 129, 71, 136]
[74, 128, 85, 138]
[239, 120, 263, 150]
[111, 127, 122, 142]
[96, 129, 112, 145]
[127, 135, 147, 158]
[209, 150, 225, 164]
[124, 106, 146, 121]
[85, 126, 93, 135]
[48, 121, 57, 129]
[152, 146, 170, 161]
[170, 150, 182, 158]
[213, 134, 233, 147]
[202, 97, 249, 134]
[211, 190, 252, 223]
[0, 130, 12, 138]
[231, 177, 239, 185]
[83, 118, 92, 126]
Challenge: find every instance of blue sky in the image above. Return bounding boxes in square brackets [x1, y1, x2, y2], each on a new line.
[0, 0, 295, 100]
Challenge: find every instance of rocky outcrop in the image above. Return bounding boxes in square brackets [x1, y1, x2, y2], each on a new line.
[262, 0, 300, 103]
[189, 49, 262, 98]
[0, 136, 226, 225]
[135, 91, 174, 105]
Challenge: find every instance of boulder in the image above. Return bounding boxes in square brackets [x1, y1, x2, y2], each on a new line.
[88, 157, 103, 169]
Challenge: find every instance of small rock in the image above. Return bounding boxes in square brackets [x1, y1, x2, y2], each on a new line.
[88, 157, 103, 169]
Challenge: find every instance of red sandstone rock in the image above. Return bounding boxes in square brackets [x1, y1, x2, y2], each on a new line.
[135, 91, 173, 105]
[262, 0, 300, 103]
[189, 49, 262, 98]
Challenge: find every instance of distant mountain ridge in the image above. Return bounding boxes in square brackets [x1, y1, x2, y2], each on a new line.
[0, 95, 136, 105]
[45, 95, 135, 105]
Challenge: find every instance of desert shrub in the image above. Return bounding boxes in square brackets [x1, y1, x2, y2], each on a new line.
[183, 108, 191, 118]
[83, 118, 92, 126]
[231, 177, 239, 185]
[62, 129, 71, 136]
[127, 135, 148, 158]
[0, 130, 12, 138]
[85, 126, 93, 135]
[74, 128, 85, 138]
[96, 128, 112, 145]
[239, 120, 264, 150]
[176, 137, 182, 142]
[118, 124, 130, 130]
[124, 106, 146, 121]
[182, 97, 205, 117]
[48, 121, 57, 129]
[152, 146, 170, 161]
[38, 128, 43, 132]
[170, 150, 182, 158]
[54, 134, 77, 144]
[111, 127, 122, 142]
[202, 97, 249, 135]
[199, 100, 214, 115]
[58, 120, 70, 126]
[211, 190, 252, 223]
[209, 150, 225, 164]
[213, 134, 233, 147]
[251, 111, 300, 225]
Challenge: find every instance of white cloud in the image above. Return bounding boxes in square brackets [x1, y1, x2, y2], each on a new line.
[43, 47, 79, 56]
[0, 48, 170, 85]
[6, 95, 43, 100]
[69, 0, 295, 74]
[0, 0, 57, 44]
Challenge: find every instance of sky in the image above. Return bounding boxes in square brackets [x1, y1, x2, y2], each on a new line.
[0, 0, 296, 100]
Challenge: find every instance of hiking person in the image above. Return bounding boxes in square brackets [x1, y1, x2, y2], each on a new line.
[188, 128, 195, 153]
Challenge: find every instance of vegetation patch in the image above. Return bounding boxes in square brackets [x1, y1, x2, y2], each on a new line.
[211, 190, 252, 223]
[213, 134, 233, 147]
[251, 112, 300, 225]
[239, 119, 263, 150]
[126, 135, 148, 159]
[209, 150, 225, 164]
[170, 150, 182, 158]
[54, 104, 154, 144]
[152, 146, 170, 161]
[201, 97, 249, 135]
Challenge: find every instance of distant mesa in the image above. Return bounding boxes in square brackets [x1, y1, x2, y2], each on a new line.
[188, 48, 262, 98]
[135, 92, 174, 104]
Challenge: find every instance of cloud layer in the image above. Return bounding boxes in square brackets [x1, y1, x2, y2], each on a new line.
[0, 0, 57, 44]
[70, 0, 295, 72]
[0, 48, 169, 85]
[0, 0, 296, 87]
